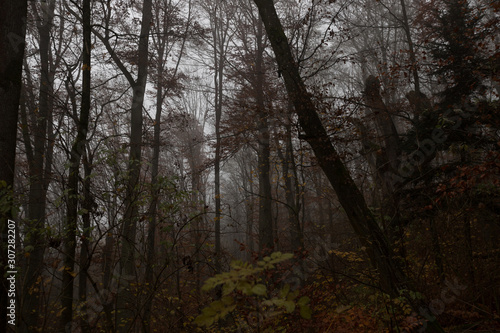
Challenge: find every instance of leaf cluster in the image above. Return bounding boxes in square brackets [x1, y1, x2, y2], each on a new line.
[194, 252, 311, 328]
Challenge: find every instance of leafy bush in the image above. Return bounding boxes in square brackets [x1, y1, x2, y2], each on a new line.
[194, 252, 311, 330]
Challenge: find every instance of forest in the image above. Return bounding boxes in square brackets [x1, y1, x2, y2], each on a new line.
[0, 0, 499, 332]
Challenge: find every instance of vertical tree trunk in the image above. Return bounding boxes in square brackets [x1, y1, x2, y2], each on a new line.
[60, 0, 92, 329]
[245, 170, 255, 260]
[210, 0, 226, 274]
[143, 47, 164, 331]
[214, 55, 222, 274]
[363, 76, 404, 244]
[0, 0, 28, 331]
[463, 213, 475, 288]
[117, 0, 152, 330]
[276, 119, 302, 251]
[21, 2, 56, 330]
[78, 152, 92, 333]
[399, 0, 420, 96]
[429, 217, 444, 283]
[252, 0, 443, 331]
[255, 19, 273, 253]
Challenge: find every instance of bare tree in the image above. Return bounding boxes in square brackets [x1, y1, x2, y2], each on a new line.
[79, 0, 153, 329]
[20, 1, 57, 330]
[143, 0, 193, 328]
[60, 0, 92, 329]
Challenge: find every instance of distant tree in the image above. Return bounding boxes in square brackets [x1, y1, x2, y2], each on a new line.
[229, 0, 274, 253]
[200, 0, 236, 273]
[425, 0, 485, 107]
[143, 0, 192, 329]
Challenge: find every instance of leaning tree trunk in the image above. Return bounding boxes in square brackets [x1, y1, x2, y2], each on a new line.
[252, 0, 444, 331]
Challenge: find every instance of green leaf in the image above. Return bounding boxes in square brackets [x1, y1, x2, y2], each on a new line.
[236, 281, 252, 294]
[297, 296, 310, 307]
[251, 284, 267, 296]
[283, 300, 295, 313]
[220, 304, 236, 317]
[221, 296, 234, 306]
[300, 305, 312, 319]
[222, 281, 236, 295]
[287, 289, 299, 301]
[194, 314, 214, 327]
[279, 284, 290, 299]
[210, 300, 224, 311]
[202, 306, 217, 317]
[271, 251, 282, 259]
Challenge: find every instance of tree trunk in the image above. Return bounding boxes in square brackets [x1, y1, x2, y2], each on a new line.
[255, 19, 273, 253]
[276, 119, 302, 251]
[117, 0, 153, 330]
[429, 217, 444, 283]
[363, 76, 404, 244]
[252, 1, 443, 331]
[60, 0, 92, 329]
[21, 1, 56, 330]
[210, 0, 227, 274]
[78, 151, 92, 333]
[143, 44, 164, 330]
[399, 0, 421, 97]
[0, 0, 28, 331]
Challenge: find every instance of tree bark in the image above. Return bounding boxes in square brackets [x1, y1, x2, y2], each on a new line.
[255, 19, 274, 253]
[78, 151, 92, 333]
[21, 1, 56, 330]
[210, 0, 228, 274]
[276, 118, 302, 251]
[117, 0, 153, 330]
[399, 0, 421, 96]
[60, 0, 92, 329]
[0, 0, 28, 331]
[363, 76, 404, 243]
[143, 49, 162, 333]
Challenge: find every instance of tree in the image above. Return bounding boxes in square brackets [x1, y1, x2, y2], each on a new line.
[60, 0, 92, 329]
[251, 0, 444, 330]
[73, 0, 153, 329]
[143, 0, 193, 327]
[0, 0, 28, 331]
[229, 0, 274, 253]
[20, 1, 58, 330]
[202, 0, 235, 273]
